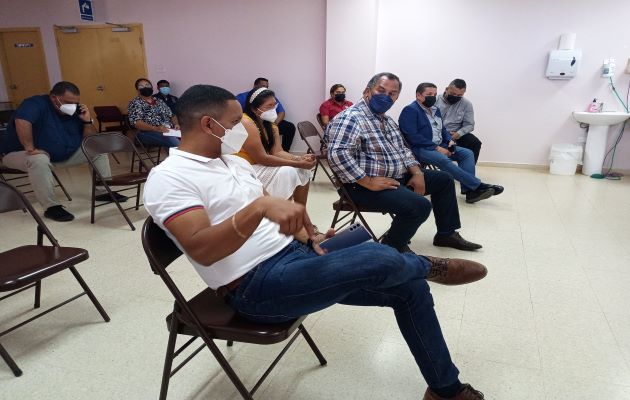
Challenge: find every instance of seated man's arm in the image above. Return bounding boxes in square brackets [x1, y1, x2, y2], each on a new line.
[319, 103, 330, 126]
[15, 119, 37, 153]
[457, 102, 475, 136]
[398, 106, 437, 150]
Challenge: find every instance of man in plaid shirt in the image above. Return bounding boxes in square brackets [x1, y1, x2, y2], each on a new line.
[327, 72, 481, 253]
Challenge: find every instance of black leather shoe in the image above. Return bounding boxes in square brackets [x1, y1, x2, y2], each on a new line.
[44, 205, 74, 222]
[491, 185, 504, 195]
[95, 192, 129, 202]
[465, 187, 494, 203]
[433, 232, 482, 251]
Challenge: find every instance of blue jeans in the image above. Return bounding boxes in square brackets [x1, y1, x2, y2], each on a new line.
[226, 240, 460, 390]
[415, 147, 480, 193]
[136, 131, 180, 148]
[344, 169, 461, 250]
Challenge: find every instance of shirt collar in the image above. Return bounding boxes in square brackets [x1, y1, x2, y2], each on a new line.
[169, 147, 212, 163]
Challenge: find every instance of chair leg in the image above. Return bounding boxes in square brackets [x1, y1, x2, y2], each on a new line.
[130, 151, 136, 173]
[34, 280, 41, 309]
[69, 267, 110, 322]
[299, 324, 327, 366]
[330, 208, 342, 230]
[200, 337, 253, 400]
[51, 170, 72, 201]
[159, 316, 179, 400]
[135, 183, 141, 210]
[312, 163, 318, 182]
[111, 153, 121, 165]
[0, 342, 22, 377]
[226, 340, 234, 347]
[100, 182, 136, 231]
[90, 174, 96, 224]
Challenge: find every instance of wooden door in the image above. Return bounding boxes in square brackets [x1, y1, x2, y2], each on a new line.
[55, 24, 147, 116]
[0, 29, 50, 107]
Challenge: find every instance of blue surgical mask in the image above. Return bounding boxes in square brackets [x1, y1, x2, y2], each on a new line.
[368, 93, 394, 114]
[159, 87, 171, 96]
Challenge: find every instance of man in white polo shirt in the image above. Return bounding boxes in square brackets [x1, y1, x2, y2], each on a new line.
[143, 85, 487, 400]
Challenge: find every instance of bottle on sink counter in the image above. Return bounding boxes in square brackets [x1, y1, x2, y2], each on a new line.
[587, 98, 599, 113]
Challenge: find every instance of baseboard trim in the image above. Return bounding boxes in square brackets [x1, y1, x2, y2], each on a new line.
[477, 161, 547, 170]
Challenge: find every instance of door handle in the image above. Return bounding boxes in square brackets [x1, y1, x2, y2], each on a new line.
[9, 84, 17, 89]
[96, 85, 104, 91]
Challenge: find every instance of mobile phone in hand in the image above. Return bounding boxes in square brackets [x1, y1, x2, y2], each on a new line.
[319, 223, 372, 253]
[448, 144, 456, 153]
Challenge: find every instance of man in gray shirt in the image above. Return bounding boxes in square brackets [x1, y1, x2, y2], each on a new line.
[436, 79, 482, 163]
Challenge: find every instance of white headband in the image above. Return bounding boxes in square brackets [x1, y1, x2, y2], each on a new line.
[249, 87, 268, 104]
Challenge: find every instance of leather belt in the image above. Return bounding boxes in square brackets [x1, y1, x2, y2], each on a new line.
[215, 275, 245, 297]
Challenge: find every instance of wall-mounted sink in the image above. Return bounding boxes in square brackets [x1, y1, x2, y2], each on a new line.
[572, 111, 630, 176]
[573, 111, 630, 126]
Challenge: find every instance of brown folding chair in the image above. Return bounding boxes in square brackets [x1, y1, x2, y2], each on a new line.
[93, 106, 128, 134]
[141, 217, 327, 400]
[81, 133, 152, 231]
[0, 181, 110, 377]
[0, 165, 72, 201]
[296, 120, 329, 181]
[126, 116, 164, 172]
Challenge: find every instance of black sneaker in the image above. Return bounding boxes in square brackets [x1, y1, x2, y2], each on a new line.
[95, 192, 129, 202]
[44, 205, 75, 222]
[465, 187, 494, 203]
[479, 182, 504, 196]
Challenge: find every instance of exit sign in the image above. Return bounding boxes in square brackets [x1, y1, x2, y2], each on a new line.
[78, 0, 94, 21]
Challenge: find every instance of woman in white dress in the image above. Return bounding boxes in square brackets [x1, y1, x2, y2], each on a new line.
[236, 87, 316, 205]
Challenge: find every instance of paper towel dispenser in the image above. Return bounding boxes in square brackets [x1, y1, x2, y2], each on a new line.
[546, 49, 582, 80]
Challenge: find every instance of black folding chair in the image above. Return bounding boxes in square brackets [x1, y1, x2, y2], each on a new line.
[296, 120, 329, 182]
[0, 181, 110, 377]
[141, 217, 327, 400]
[81, 133, 152, 231]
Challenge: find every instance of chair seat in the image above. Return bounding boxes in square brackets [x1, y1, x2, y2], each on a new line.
[103, 172, 148, 186]
[167, 288, 305, 345]
[0, 245, 88, 291]
[0, 166, 25, 175]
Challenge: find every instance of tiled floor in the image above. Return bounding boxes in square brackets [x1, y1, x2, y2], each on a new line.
[2, 159, 630, 400]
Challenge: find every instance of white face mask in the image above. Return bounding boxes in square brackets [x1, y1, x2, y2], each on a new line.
[210, 119, 249, 155]
[258, 107, 277, 123]
[55, 96, 77, 116]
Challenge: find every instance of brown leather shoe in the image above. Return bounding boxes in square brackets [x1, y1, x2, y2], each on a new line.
[425, 256, 487, 285]
[433, 232, 482, 251]
[423, 383, 485, 399]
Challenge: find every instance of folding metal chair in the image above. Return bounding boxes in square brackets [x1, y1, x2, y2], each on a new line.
[296, 120, 329, 181]
[141, 217, 327, 400]
[81, 133, 152, 231]
[0, 181, 110, 377]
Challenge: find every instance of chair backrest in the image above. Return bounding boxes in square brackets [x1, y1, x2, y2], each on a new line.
[83, 132, 137, 157]
[141, 217, 183, 275]
[0, 181, 58, 246]
[93, 106, 124, 123]
[297, 121, 326, 156]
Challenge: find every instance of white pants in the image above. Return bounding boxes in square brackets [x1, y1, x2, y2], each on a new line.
[1, 148, 111, 209]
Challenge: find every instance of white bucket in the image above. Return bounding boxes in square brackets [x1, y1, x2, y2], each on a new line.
[549, 143, 582, 175]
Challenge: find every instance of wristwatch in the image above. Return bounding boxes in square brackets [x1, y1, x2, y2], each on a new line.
[83, 119, 94, 125]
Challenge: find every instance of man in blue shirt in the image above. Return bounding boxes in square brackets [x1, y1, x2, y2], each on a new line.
[153, 79, 178, 113]
[399, 82, 502, 204]
[0, 81, 124, 221]
[236, 77, 295, 151]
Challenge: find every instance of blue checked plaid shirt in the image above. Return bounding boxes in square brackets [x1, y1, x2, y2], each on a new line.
[326, 99, 419, 183]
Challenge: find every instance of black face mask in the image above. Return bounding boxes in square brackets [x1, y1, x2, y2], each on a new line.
[334, 93, 346, 102]
[422, 95, 436, 108]
[139, 87, 153, 97]
[446, 94, 462, 104]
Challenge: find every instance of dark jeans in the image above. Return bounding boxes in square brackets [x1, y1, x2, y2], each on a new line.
[136, 131, 180, 148]
[277, 120, 296, 151]
[227, 240, 460, 390]
[344, 170, 461, 250]
[455, 133, 482, 164]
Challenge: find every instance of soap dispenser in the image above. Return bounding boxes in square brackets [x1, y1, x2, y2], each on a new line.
[587, 98, 599, 113]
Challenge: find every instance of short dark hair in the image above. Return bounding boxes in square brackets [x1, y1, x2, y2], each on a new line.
[134, 78, 151, 89]
[416, 82, 437, 94]
[157, 80, 170, 86]
[254, 77, 268, 86]
[449, 79, 467, 89]
[175, 85, 237, 132]
[330, 84, 346, 95]
[50, 81, 80, 96]
[366, 72, 402, 92]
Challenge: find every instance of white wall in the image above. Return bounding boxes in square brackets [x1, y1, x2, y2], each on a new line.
[327, 0, 630, 169]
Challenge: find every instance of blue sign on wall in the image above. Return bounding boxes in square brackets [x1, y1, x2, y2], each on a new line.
[78, 0, 94, 21]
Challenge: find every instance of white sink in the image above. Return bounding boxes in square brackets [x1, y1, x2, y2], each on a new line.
[571, 111, 630, 176]
[573, 111, 630, 126]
